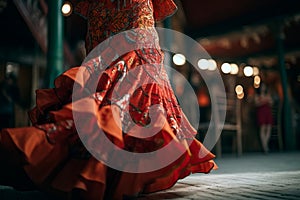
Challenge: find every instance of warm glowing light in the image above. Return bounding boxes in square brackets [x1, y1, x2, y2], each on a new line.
[237, 92, 244, 99]
[253, 67, 259, 76]
[6, 64, 13, 73]
[254, 75, 261, 85]
[207, 59, 217, 71]
[230, 63, 239, 75]
[198, 59, 209, 70]
[235, 85, 243, 95]
[62, 2, 72, 16]
[173, 53, 186, 66]
[243, 66, 254, 77]
[254, 75, 261, 88]
[221, 63, 231, 74]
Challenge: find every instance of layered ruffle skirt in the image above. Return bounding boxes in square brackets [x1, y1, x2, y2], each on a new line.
[0, 42, 216, 199]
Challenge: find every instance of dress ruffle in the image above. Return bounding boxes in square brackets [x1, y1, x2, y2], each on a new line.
[1, 50, 217, 199]
[0, 1, 216, 199]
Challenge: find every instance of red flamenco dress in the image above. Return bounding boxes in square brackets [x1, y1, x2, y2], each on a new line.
[0, 0, 217, 199]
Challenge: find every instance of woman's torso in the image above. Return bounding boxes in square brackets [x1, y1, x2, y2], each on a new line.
[79, 0, 156, 53]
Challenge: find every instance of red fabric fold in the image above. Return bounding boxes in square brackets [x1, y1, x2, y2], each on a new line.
[0, 1, 217, 199]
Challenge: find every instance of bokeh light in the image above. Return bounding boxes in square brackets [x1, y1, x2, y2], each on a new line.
[221, 63, 231, 74]
[207, 59, 217, 71]
[62, 2, 73, 16]
[198, 59, 209, 70]
[173, 53, 186, 66]
[243, 66, 254, 77]
[230, 63, 239, 75]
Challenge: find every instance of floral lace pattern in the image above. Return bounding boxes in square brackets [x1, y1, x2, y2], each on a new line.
[75, 0, 177, 53]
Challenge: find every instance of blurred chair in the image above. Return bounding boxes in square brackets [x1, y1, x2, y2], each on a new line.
[270, 99, 283, 151]
[198, 85, 242, 158]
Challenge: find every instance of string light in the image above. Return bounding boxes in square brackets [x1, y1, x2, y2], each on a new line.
[230, 63, 239, 75]
[207, 59, 217, 71]
[198, 59, 209, 70]
[235, 84, 245, 99]
[253, 67, 259, 76]
[62, 1, 73, 16]
[254, 75, 261, 88]
[173, 53, 186, 66]
[237, 92, 244, 99]
[235, 85, 244, 95]
[221, 63, 231, 74]
[243, 66, 254, 77]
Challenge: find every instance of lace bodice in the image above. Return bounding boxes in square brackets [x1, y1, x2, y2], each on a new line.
[75, 0, 177, 53]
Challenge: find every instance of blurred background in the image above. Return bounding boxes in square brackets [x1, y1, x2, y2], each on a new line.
[0, 0, 300, 155]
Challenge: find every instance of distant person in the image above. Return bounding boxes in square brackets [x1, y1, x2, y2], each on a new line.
[255, 82, 273, 153]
